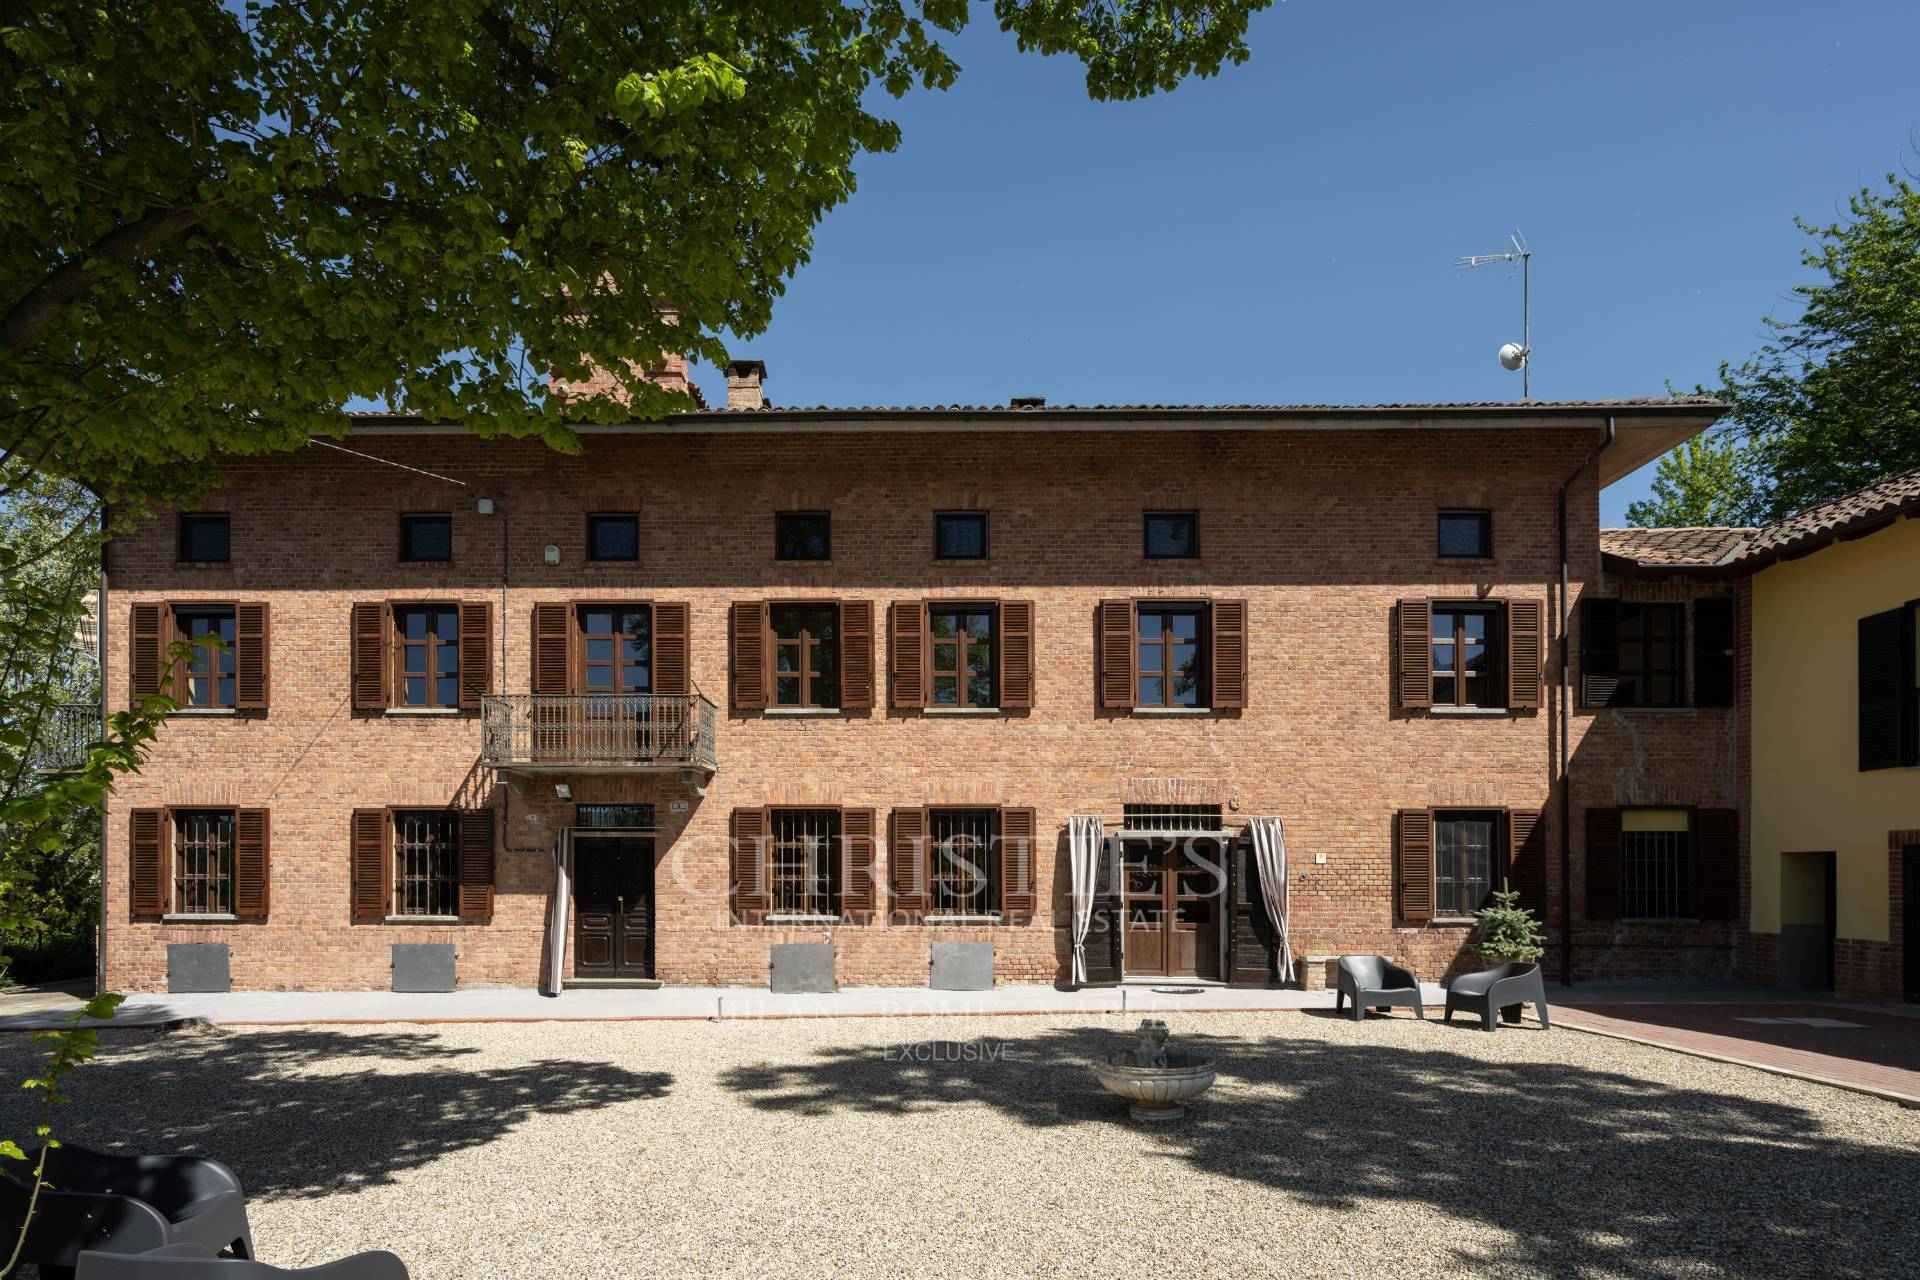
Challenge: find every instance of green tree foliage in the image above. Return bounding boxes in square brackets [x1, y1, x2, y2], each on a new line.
[1472, 883, 1544, 965]
[1, 1, 1271, 509]
[1635, 175, 1920, 527]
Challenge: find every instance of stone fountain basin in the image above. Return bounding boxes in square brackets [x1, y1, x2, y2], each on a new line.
[1091, 1050, 1218, 1122]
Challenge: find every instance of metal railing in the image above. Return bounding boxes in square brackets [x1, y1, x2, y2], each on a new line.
[480, 694, 717, 771]
[24, 702, 101, 772]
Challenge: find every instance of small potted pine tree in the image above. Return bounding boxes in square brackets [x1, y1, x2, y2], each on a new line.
[1472, 882, 1545, 1022]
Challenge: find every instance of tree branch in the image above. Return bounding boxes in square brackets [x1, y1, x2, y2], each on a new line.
[0, 205, 204, 357]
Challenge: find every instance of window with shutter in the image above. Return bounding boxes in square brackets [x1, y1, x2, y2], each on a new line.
[652, 602, 690, 697]
[350, 603, 390, 710]
[1580, 598, 1622, 708]
[130, 602, 168, 701]
[235, 602, 269, 711]
[890, 807, 928, 917]
[1506, 809, 1546, 917]
[1693, 597, 1737, 708]
[1396, 810, 1434, 922]
[1210, 600, 1248, 709]
[1098, 600, 1135, 709]
[169, 809, 235, 917]
[1694, 809, 1738, 921]
[393, 605, 462, 708]
[730, 601, 768, 710]
[458, 602, 491, 708]
[532, 602, 572, 695]
[458, 808, 495, 921]
[350, 808, 390, 923]
[129, 808, 166, 921]
[1858, 606, 1915, 770]
[1506, 599, 1542, 710]
[175, 606, 236, 708]
[1585, 808, 1623, 920]
[1396, 600, 1432, 710]
[1429, 604, 1502, 708]
[730, 807, 770, 921]
[1434, 811, 1499, 916]
[234, 809, 270, 921]
[840, 808, 878, 917]
[840, 599, 875, 710]
[999, 807, 1037, 920]
[889, 600, 925, 708]
[928, 605, 994, 708]
[999, 600, 1035, 709]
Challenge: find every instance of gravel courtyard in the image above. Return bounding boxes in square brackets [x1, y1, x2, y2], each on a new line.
[5, 1010, 1917, 1279]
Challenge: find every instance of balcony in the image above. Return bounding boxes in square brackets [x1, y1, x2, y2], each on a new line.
[26, 702, 101, 772]
[480, 694, 717, 774]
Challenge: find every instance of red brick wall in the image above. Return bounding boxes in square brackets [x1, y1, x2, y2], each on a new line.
[100, 424, 1737, 991]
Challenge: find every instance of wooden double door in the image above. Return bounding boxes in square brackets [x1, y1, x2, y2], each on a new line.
[573, 836, 655, 978]
[1123, 837, 1224, 979]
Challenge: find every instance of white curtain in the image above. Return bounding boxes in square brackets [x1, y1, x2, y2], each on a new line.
[1249, 817, 1293, 983]
[1067, 816, 1105, 986]
[542, 828, 572, 996]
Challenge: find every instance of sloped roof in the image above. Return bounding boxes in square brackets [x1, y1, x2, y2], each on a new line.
[1602, 464, 1920, 574]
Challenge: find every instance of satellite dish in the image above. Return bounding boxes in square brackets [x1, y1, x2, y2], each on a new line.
[1498, 342, 1528, 372]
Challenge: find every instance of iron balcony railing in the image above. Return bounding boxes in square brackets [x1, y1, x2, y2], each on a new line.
[480, 694, 718, 772]
[25, 702, 101, 772]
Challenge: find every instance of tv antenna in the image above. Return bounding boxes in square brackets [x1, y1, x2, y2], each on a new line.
[1455, 230, 1532, 399]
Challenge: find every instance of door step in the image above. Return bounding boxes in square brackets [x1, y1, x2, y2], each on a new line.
[564, 978, 664, 990]
[1120, 977, 1228, 988]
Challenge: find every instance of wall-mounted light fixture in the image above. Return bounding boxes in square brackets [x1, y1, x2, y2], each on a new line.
[553, 782, 572, 801]
[544, 544, 560, 566]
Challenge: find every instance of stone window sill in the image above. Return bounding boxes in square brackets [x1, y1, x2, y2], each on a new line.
[1429, 916, 1477, 927]
[766, 914, 840, 925]
[171, 707, 237, 717]
[386, 707, 462, 716]
[925, 915, 1002, 925]
[174, 561, 233, 570]
[765, 707, 843, 717]
[163, 913, 237, 923]
[1132, 707, 1213, 716]
[1607, 706, 1695, 715]
[1621, 917, 1700, 925]
[1428, 706, 1510, 717]
[923, 707, 1001, 716]
[384, 915, 461, 925]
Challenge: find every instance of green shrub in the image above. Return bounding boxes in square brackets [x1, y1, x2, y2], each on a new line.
[1473, 882, 1545, 965]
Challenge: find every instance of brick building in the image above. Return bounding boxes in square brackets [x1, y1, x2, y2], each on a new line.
[100, 390, 1756, 993]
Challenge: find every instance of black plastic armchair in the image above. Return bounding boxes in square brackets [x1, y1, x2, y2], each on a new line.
[1334, 955, 1425, 1020]
[1445, 962, 1551, 1032]
[0, 1144, 253, 1280]
[77, 1243, 408, 1279]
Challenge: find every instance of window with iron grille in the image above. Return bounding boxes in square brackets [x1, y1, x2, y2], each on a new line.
[1615, 603, 1685, 708]
[1435, 811, 1498, 917]
[1622, 812, 1693, 918]
[394, 605, 460, 707]
[393, 811, 461, 917]
[172, 810, 235, 916]
[1122, 804, 1223, 833]
[929, 808, 1000, 914]
[769, 808, 840, 916]
[176, 607, 236, 708]
[771, 604, 839, 707]
[1431, 606, 1504, 707]
[178, 514, 230, 564]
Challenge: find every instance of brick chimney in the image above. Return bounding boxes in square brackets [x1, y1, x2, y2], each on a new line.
[725, 359, 768, 411]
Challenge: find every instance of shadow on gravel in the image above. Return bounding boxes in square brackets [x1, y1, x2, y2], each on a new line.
[721, 1025, 1920, 1278]
[0, 1027, 671, 1200]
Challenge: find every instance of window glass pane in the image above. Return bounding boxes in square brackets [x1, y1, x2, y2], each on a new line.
[218, 677, 236, 705]
[403, 610, 427, 641]
[436, 676, 459, 705]
[775, 646, 798, 673]
[933, 675, 958, 704]
[930, 613, 956, 639]
[1432, 642, 1454, 674]
[1144, 512, 1198, 558]
[586, 667, 612, 689]
[810, 673, 837, 706]
[435, 609, 457, 637]
[179, 515, 231, 563]
[1139, 643, 1163, 674]
[968, 640, 991, 675]
[776, 512, 830, 560]
[1434, 675, 1457, 704]
[968, 675, 993, 706]
[589, 516, 638, 561]
[1139, 675, 1164, 704]
[436, 646, 459, 674]
[1171, 647, 1199, 704]
[775, 675, 800, 704]
[624, 663, 649, 689]
[587, 637, 613, 662]
[933, 641, 957, 673]
[401, 515, 452, 562]
[966, 612, 992, 636]
[934, 513, 987, 559]
[1438, 511, 1491, 558]
[404, 647, 426, 673]
[1137, 615, 1157, 641]
[583, 610, 613, 635]
[218, 616, 236, 643]
[405, 676, 426, 704]
[1169, 613, 1198, 641]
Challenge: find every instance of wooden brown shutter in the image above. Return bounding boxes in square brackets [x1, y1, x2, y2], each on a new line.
[532, 602, 572, 695]
[234, 808, 270, 921]
[457, 807, 495, 921]
[457, 602, 492, 709]
[730, 601, 768, 711]
[1396, 809, 1434, 922]
[1506, 808, 1546, 917]
[1580, 598, 1622, 708]
[129, 808, 166, 920]
[129, 602, 167, 700]
[1694, 809, 1738, 921]
[730, 807, 770, 921]
[1098, 599, 1136, 709]
[1210, 599, 1248, 709]
[1506, 599, 1543, 710]
[1397, 600, 1432, 709]
[840, 599, 875, 710]
[235, 602, 270, 711]
[890, 806, 928, 917]
[1858, 607, 1908, 770]
[350, 603, 391, 710]
[889, 600, 925, 708]
[999, 600, 1035, 709]
[652, 601, 690, 697]
[351, 808, 390, 923]
[840, 807, 877, 917]
[999, 807, 1037, 920]
[1694, 597, 1737, 708]
[1584, 808, 1622, 920]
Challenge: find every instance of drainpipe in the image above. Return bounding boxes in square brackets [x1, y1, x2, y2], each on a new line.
[1556, 416, 1615, 987]
[92, 492, 109, 997]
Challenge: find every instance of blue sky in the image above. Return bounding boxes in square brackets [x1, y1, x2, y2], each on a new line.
[684, 0, 1920, 525]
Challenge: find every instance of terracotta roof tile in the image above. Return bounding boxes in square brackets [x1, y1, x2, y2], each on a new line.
[1599, 526, 1755, 567]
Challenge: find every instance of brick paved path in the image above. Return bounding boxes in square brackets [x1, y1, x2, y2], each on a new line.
[1550, 1001, 1920, 1105]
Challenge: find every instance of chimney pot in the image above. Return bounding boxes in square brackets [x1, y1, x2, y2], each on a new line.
[725, 359, 768, 411]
